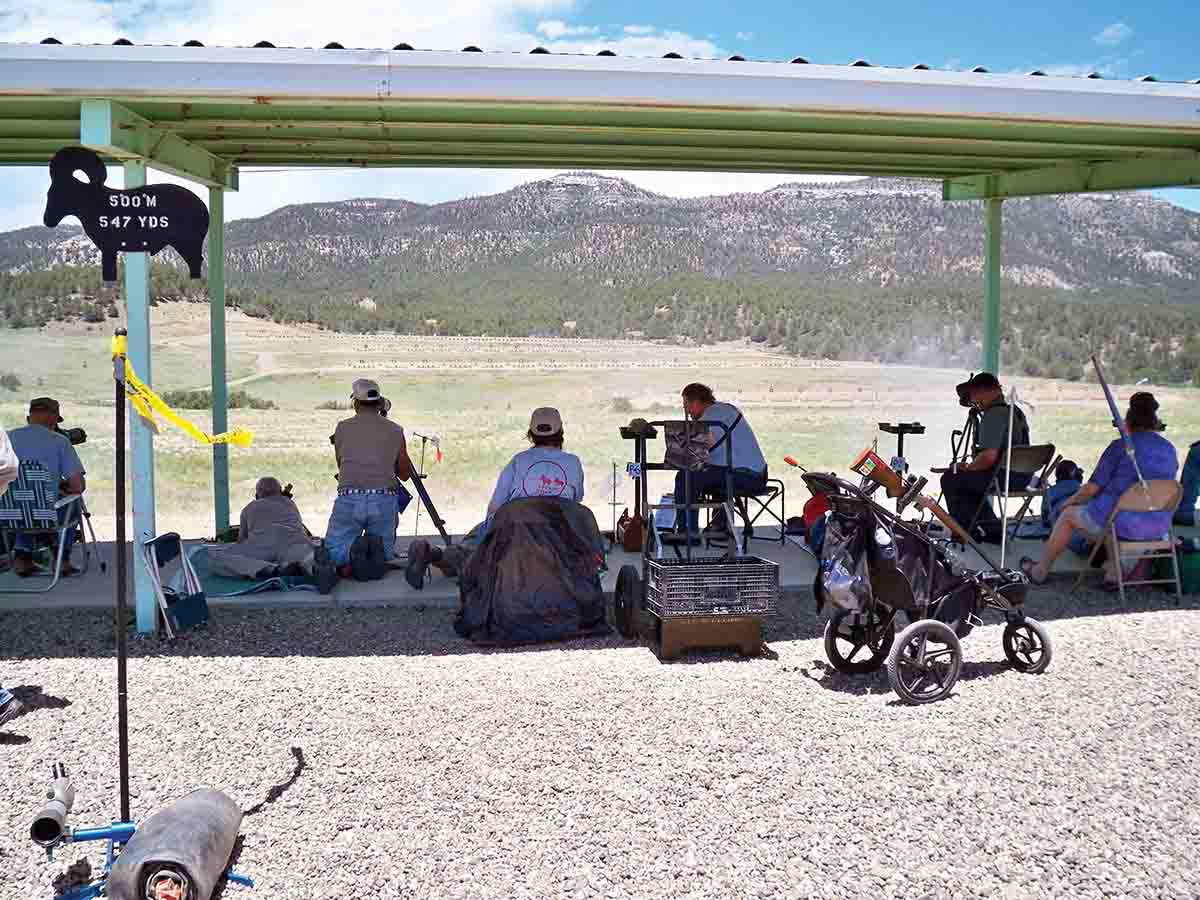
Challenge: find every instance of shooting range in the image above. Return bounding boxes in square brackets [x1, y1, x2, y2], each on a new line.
[1, 37, 1199, 900]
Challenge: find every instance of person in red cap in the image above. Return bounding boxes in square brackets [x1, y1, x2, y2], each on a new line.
[406, 407, 584, 589]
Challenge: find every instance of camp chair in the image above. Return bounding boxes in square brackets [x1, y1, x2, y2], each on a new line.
[0, 460, 89, 593]
[1072, 480, 1182, 603]
[731, 478, 786, 550]
[700, 478, 785, 553]
[968, 443, 1057, 538]
[140, 532, 209, 638]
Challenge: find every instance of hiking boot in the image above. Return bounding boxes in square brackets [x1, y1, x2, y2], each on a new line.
[406, 540, 432, 590]
[349, 535, 373, 582]
[13, 552, 37, 578]
[0, 688, 24, 728]
[364, 535, 387, 581]
[313, 541, 338, 595]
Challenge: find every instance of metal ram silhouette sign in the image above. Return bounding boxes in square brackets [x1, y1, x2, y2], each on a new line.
[44, 147, 210, 282]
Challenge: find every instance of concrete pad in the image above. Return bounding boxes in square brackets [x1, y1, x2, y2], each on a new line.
[4, 523, 1192, 613]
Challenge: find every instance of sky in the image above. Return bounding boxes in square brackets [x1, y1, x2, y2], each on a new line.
[0, 0, 1197, 229]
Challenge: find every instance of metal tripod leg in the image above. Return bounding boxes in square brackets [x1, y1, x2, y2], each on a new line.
[410, 475, 452, 547]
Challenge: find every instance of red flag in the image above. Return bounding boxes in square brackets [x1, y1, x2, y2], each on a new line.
[435, 447, 443, 464]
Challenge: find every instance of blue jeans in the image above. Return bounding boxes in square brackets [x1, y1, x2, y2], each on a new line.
[13, 506, 78, 559]
[324, 493, 398, 567]
[1175, 443, 1200, 526]
[673, 466, 768, 533]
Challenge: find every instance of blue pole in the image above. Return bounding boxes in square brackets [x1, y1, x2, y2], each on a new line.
[123, 161, 157, 635]
[208, 187, 230, 533]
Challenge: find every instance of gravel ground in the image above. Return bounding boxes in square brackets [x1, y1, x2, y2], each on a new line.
[2, 585, 1198, 900]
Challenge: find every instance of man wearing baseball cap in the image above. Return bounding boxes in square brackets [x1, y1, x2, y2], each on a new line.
[940, 372, 1031, 542]
[6, 397, 86, 577]
[406, 406, 584, 589]
[325, 379, 415, 579]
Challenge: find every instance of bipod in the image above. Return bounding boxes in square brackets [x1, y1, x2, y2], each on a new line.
[410, 474, 452, 547]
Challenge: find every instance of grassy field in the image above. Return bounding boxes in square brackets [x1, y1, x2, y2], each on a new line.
[2, 304, 1197, 541]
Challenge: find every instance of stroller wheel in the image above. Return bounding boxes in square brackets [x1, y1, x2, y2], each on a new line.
[824, 609, 894, 674]
[613, 565, 641, 639]
[887, 620, 962, 705]
[1002, 617, 1052, 674]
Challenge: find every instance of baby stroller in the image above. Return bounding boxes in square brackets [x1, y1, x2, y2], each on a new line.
[806, 451, 1052, 704]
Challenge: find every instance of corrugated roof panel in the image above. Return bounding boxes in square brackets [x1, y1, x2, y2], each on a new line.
[19, 38, 1197, 83]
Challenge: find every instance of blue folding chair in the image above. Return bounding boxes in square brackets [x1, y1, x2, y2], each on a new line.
[0, 460, 90, 593]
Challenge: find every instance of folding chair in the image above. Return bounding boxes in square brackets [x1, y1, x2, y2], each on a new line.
[732, 478, 786, 550]
[140, 532, 209, 638]
[1075, 480, 1183, 603]
[0, 461, 89, 593]
[968, 443, 1057, 538]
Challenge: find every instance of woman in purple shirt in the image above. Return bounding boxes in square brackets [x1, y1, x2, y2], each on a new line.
[1023, 392, 1177, 586]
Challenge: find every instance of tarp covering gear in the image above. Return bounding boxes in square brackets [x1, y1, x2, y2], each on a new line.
[107, 789, 242, 900]
[456, 497, 611, 645]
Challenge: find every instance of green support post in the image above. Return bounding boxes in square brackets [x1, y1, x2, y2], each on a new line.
[982, 198, 1003, 375]
[208, 187, 230, 534]
[122, 161, 158, 634]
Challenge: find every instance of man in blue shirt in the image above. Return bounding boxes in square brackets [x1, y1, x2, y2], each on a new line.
[6, 397, 86, 578]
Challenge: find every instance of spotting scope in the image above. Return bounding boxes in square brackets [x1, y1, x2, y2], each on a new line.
[30, 763, 75, 848]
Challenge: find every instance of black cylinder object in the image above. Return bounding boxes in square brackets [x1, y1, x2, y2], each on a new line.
[30, 775, 75, 846]
[106, 789, 242, 900]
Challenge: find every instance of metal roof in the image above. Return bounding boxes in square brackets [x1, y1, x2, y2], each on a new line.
[1, 41, 1198, 198]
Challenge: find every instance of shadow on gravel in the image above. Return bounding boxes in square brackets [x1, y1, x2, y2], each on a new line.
[244, 746, 306, 817]
[1, 588, 1194, 661]
[0, 731, 31, 745]
[793, 658, 1016, 698]
[11, 684, 72, 712]
[211, 835, 245, 900]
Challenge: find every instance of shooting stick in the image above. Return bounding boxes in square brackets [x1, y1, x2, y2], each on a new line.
[111, 331, 132, 823]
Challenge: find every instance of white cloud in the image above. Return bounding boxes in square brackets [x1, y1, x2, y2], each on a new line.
[942, 57, 963, 71]
[735, 31, 753, 41]
[623, 24, 656, 35]
[0, 0, 578, 51]
[1094, 22, 1132, 46]
[536, 20, 597, 39]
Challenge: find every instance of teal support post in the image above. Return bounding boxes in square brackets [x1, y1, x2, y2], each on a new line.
[123, 161, 157, 634]
[208, 187, 230, 534]
[982, 198, 1003, 375]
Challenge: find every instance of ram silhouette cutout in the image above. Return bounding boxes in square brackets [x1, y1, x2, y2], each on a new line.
[43, 146, 210, 282]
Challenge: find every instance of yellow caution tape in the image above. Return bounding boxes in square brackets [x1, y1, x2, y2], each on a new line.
[122, 361, 254, 448]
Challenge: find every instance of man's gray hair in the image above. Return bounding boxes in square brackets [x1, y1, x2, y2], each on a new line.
[255, 476, 283, 499]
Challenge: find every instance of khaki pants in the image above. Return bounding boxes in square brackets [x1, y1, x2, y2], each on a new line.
[208, 538, 315, 579]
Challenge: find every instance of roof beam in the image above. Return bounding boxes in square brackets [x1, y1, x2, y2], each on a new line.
[79, 99, 238, 191]
[943, 157, 1200, 200]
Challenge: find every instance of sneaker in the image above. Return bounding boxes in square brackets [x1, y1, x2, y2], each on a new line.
[349, 535, 373, 582]
[364, 535, 387, 581]
[313, 542, 337, 596]
[0, 689, 24, 728]
[406, 540, 432, 590]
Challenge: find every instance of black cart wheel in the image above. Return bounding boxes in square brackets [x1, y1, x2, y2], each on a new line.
[1002, 617, 1052, 674]
[886, 619, 962, 705]
[824, 609, 895, 674]
[614, 565, 641, 639]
